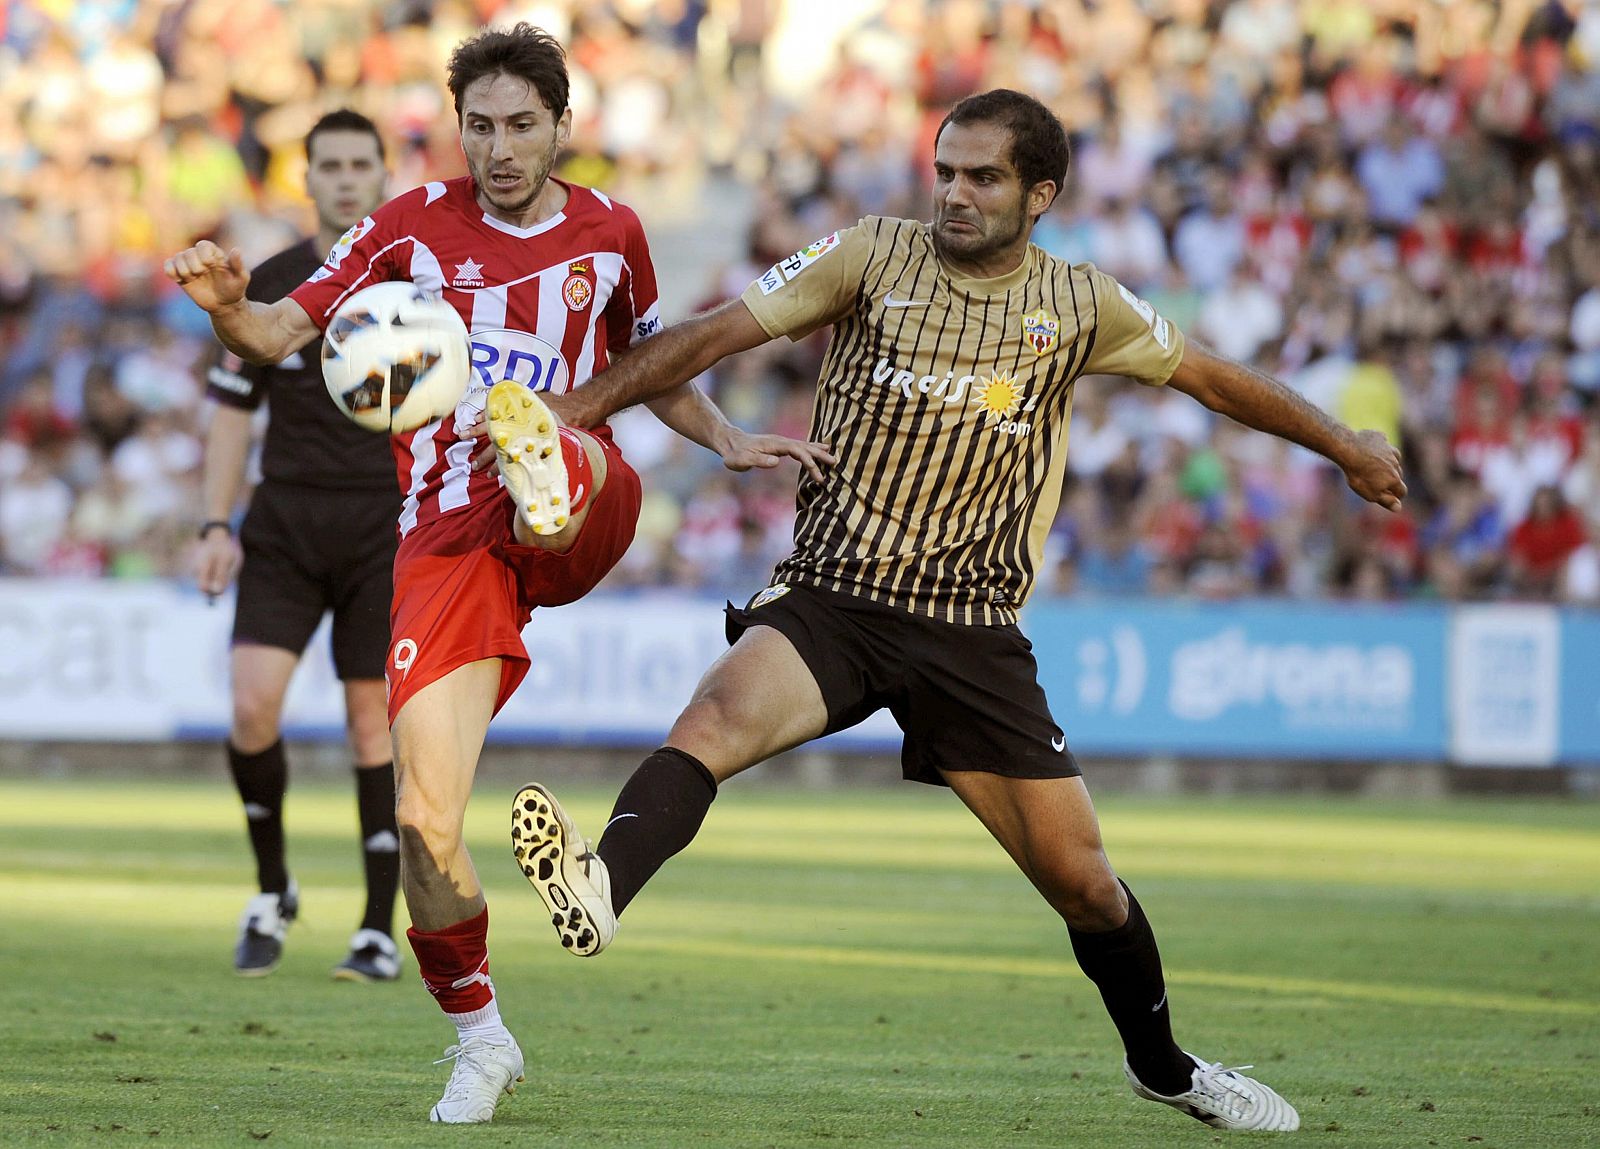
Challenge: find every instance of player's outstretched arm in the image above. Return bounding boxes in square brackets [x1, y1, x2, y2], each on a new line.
[544, 298, 772, 430]
[644, 383, 836, 483]
[163, 240, 318, 365]
[1167, 340, 1407, 511]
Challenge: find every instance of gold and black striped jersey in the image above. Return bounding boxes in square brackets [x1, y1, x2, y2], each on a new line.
[740, 215, 1185, 626]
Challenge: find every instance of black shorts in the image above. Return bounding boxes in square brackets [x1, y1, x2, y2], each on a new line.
[234, 482, 398, 681]
[725, 582, 1080, 787]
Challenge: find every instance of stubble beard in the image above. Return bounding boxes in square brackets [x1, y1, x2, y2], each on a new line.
[474, 142, 558, 217]
[933, 207, 1028, 266]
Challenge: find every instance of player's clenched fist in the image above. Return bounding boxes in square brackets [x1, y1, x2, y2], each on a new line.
[1341, 428, 1408, 512]
[163, 240, 250, 314]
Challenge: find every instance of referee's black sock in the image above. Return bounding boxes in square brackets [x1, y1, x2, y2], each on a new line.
[227, 739, 290, 895]
[1068, 881, 1193, 1096]
[596, 746, 717, 916]
[354, 762, 400, 937]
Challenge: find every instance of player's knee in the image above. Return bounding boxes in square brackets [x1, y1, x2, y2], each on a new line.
[578, 431, 608, 491]
[346, 710, 392, 766]
[230, 691, 282, 752]
[394, 788, 463, 861]
[666, 691, 753, 771]
[1037, 857, 1125, 931]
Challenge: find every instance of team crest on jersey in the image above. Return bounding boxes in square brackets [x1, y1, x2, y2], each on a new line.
[1021, 309, 1059, 355]
[453, 258, 486, 288]
[748, 584, 791, 609]
[563, 262, 593, 311]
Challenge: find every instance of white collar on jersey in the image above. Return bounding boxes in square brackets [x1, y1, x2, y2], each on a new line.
[480, 210, 567, 239]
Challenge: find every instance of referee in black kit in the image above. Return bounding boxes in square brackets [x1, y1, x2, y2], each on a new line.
[508, 90, 1409, 1133]
[195, 110, 402, 983]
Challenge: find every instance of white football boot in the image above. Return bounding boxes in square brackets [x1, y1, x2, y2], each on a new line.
[510, 784, 617, 956]
[487, 380, 570, 536]
[1126, 1052, 1301, 1132]
[429, 1034, 525, 1124]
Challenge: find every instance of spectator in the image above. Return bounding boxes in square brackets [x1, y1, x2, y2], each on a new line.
[1506, 484, 1587, 599]
[1172, 172, 1246, 291]
[1356, 117, 1445, 229]
[0, 0, 1591, 605]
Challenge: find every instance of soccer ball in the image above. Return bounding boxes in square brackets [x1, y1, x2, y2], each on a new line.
[321, 282, 471, 433]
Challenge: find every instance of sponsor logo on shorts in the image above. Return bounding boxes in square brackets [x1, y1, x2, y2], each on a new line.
[749, 584, 791, 609]
[1051, 735, 1065, 753]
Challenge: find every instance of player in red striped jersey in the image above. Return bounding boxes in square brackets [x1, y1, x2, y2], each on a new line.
[164, 22, 832, 1124]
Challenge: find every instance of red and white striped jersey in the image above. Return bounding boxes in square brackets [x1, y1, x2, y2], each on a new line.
[290, 176, 661, 536]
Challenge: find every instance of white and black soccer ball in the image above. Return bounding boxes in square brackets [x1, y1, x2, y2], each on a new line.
[321, 282, 470, 433]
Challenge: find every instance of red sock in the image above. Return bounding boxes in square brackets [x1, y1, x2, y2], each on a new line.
[407, 908, 495, 1016]
[557, 427, 593, 515]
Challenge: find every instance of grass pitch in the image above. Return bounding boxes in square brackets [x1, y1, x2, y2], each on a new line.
[1, 774, 1596, 1148]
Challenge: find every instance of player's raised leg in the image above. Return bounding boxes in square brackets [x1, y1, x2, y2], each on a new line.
[333, 677, 403, 982]
[227, 643, 302, 976]
[487, 381, 609, 546]
[512, 624, 828, 954]
[939, 770, 1299, 1132]
[392, 659, 524, 1123]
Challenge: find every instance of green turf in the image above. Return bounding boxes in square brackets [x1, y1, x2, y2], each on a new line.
[1, 776, 1596, 1147]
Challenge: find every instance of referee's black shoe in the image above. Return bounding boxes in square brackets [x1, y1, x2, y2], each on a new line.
[331, 928, 402, 982]
[234, 879, 298, 977]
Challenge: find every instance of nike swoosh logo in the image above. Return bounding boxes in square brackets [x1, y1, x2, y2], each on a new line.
[1152, 992, 1167, 1013]
[883, 293, 933, 309]
[1051, 735, 1065, 753]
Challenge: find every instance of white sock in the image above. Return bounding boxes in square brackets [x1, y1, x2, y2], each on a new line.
[446, 1000, 511, 1044]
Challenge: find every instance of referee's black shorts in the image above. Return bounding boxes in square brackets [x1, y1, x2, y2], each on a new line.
[724, 581, 1081, 787]
[234, 482, 397, 681]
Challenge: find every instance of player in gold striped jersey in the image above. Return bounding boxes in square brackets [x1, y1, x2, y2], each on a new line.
[510, 89, 1404, 1133]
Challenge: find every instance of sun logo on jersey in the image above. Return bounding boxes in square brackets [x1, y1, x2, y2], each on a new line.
[972, 372, 1023, 425]
[971, 372, 1035, 437]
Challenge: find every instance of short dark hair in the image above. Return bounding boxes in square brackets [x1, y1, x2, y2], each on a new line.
[936, 89, 1070, 199]
[306, 109, 385, 163]
[447, 23, 569, 122]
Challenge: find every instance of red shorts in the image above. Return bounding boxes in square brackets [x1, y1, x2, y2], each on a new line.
[385, 431, 641, 724]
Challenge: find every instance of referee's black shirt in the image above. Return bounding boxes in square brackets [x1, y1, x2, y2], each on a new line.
[205, 239, 396, 492]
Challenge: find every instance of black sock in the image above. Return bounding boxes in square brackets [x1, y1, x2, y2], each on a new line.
[1068, 881, 1192, 1095]
[596, 746, 717, 916]
[227, 739, 289, 894]
[354, 762, 400, 937]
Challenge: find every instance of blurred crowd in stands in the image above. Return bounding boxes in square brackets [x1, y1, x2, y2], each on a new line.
[3, 0, 1600, 604]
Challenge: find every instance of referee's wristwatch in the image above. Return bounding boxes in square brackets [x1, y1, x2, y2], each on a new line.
[198, 519, 233, 541]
